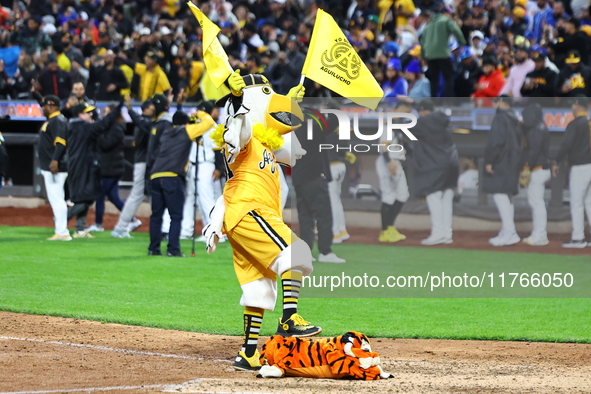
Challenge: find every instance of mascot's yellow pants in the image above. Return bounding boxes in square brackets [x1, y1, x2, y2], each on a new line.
[225, 208, 313, 311]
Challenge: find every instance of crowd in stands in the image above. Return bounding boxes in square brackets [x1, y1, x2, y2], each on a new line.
[0, 0, 588, 104]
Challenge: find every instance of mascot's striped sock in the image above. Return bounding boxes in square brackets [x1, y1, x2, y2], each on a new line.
[242, 307, 264, 357]
[281, 270, 302, 321]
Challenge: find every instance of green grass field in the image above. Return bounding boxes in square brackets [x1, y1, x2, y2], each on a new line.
[1, 225, 590, 343]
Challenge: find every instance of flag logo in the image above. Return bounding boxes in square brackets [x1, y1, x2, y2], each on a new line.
[321, 39, 361, 81]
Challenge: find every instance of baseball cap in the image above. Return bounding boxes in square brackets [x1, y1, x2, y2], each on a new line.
[172, 111, 190, 125]
[145, 51, 160, 60]
[513, 6, 526, 19]
[140, 27, 151, 36]
[565, 50, 581, 64]
[405, 59, 422, 74]
[581, 25, 591, 36]
[368, 14, 379, 24]
[474, 1, 485, 7]
[151, 94, 169, 113]
[383, 41, 399, 56]
[220, 20, 233, 29]
[531, 51, 546, 62]
[482, 56, 498, 66]
[198, 100, 216, 114]
[41, 95, 61, 107]
[459, 46, 473, 59]
[494, 94, 513, 106]
[568, 94, 589, 107]
[71, 102, 96, 117]
[47, 53, 57, 64]
[408, 44, 421, 57]
[386, 57, 402, 71]
[160, 26, 172, 35]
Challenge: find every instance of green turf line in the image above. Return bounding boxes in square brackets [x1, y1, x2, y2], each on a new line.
[0, 226, 589, 342]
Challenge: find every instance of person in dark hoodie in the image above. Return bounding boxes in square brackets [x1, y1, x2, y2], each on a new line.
[483, 96, 522, 247]
[412, 100, 459, 245]
[112, 98, 155, 238]
[520, 51, 558, 97]
[520, 102, 551, 246]
[148, 109, 215, 257]
[454, 47, 481, 97]
[553, 95, 591, 248]
[146, 93, 174, 183]
[555, 50, 591, 97]
[87, 104, 128, 233]
[8, 16, 52, 55]
[66, 101, 123, 238]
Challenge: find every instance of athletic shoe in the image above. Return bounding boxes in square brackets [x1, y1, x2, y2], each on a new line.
[111, 229, 132, 238]
[73, 230, 94, 239]
[489, 233, 520, 247]
[311, 256, 317, 262]
[523, 237, 549, 246]
[148, 250, 162, 256]
[339, 231, 350, 241]
[161, 233, 168, 242]
[333, 234, 343, 244]
[318, 252, 346, 263]
[86, 224, 104, 232]
[233, 349, 261, 371]
[421, 235, 452, 246]
[180, 234, 193, 240]
[47, 234, 72, 241]
[218, 235, 227, 243]
[379, 226, 405, 243]
[127, 218, 142, 233]
[275, 313, 322, 337]
[195, 235, 207, 243]
[166, 251, 186, 257]
[562, 239, 587, 249]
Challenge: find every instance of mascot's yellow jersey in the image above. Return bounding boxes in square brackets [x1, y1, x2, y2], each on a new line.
[223, 137, 281, 231]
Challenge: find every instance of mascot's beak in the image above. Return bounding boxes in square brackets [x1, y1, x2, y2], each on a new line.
[266, 93, 304, 135]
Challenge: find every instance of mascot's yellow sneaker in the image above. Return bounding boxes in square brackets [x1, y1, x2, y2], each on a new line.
[233, 349, 261, 371]
[73, 230, 94, 239]
[275, 313, 322, 337]
[378, 226, 405, 243]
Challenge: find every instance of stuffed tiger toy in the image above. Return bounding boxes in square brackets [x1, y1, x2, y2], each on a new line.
[258, 331, 393, 380]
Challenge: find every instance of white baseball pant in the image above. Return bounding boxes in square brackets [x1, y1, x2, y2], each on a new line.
[376, 155, 409, 205]
[114, 162, 146, 232]
[493, 193, 517, 237]
[41, 170, 69, 236]
[527, 168, 551, 240]
[569, 163, 591, 241]
[426, 188, 454, 239]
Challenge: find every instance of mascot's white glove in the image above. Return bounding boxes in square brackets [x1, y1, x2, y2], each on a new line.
[274, 132, 307, 167]
[202, 195, 225, 254]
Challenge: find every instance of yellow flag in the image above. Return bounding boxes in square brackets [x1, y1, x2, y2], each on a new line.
[187, 2, 233, 88]
[302, 9, 384, 110]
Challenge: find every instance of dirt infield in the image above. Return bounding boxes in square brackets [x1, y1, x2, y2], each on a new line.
[1, 312, 590, 394]
[0, 205, 589, 256]
[2, 205, 591, 393]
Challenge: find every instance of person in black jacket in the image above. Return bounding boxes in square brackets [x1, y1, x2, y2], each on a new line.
[88, 50, 128, 102]
[555, 50, 591, 97]
[148, 110, 214, 257]
[520, 52, 558, 97]
[34, 94, 71, 241]
[274, 35, 305, 94]
[521, 102, 551, 246]
[483, 96, 522, 247]
[146, 93, 174, 187]
[413, 100, 459, 245]
[36, 54, 73, 100]
[548, 17, 589, 69]
[292, 109, 345, 263]
[87, 105, 127, 233]
[112, 98, 155, 238]
[454, 47, 481, 97]
[553, 96, 591, 248]
[66, 101, 122, 239]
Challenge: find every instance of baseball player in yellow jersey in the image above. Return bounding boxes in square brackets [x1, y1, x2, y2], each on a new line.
[202, 70, 319, 371]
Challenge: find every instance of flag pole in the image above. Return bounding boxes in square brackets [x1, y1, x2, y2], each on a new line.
[299, 74, 306, 85]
